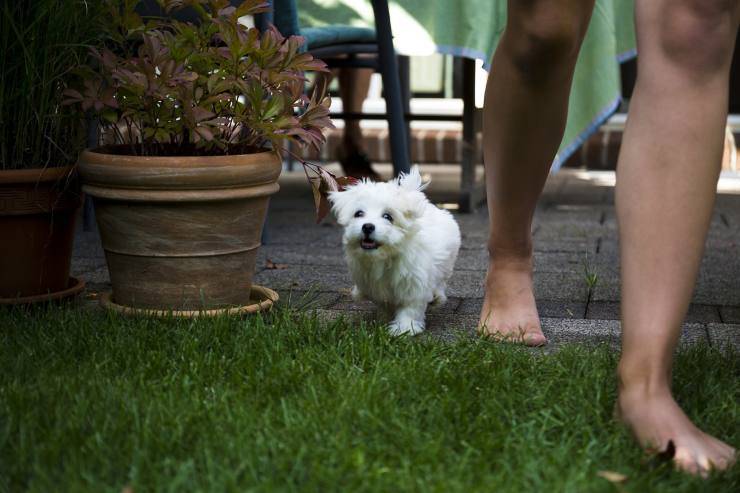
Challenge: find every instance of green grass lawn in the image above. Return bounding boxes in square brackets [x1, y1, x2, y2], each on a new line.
[1, 305, 738, 492]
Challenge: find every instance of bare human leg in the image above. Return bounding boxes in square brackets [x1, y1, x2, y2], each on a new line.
[337, 67, 373, 157]
[479, 0, 595, 345]
[616, 0, 739, 475]
[337, 66, 380, 180]
[313, 66, 378, 179]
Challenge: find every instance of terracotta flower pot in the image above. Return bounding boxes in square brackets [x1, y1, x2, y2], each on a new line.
[77, 147, 281, 311]
[0, 166, 83, 301]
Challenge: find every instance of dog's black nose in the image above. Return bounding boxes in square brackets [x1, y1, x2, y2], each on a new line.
[362, 223, 375, 235]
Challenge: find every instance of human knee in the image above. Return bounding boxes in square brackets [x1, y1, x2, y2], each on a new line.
[504, 1, 594, 79]
[659, 0, 739, 75]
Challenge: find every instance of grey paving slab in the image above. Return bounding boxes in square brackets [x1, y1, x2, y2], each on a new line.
[719, 306, 740, 323]
[257, 244, 346, 267]
[592, 234, 620, 256]
[590, 277, 619, 302]
[532, 236, 600, 254]
[71, 168, 739, 345]
[676, 323, 711, 346]
[71, 257, 107, 277]
[252, 264, 351, 292]
[454, 249, 588, 274]
[456, 297, 586, 319]
[535, 207, 606, 224]
[274, 290, 342, 309]
[312, 309, 377, 326]
[542, 318, 707, 348]
[533, 222, 607, 243]
[692, 276, 740, 306]
[263, 223, 343, 247]
[72, 227, 105, 259]
[447, 269, 590, 301]
[588, 271, 740, 306]
[586, 301, 722, 323]
[707, 323, 740, 351]
[437, 297, 464, 313]
[541, 318, 620, 349]
[77, 266, 111, 286]
[425, 313, 478, 335]
[328, 294, 462, 314]
[329, 296, 378, 312]
[585, 301, 621, 320]
[453, 249, 488, 270]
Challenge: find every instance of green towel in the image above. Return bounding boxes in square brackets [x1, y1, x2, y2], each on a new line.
[296, 0, 636, 169]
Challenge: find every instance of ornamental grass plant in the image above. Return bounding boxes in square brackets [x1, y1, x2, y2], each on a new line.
[0, 0, 103, 170]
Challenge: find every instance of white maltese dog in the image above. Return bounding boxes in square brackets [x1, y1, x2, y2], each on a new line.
[329, 166, 461, 335]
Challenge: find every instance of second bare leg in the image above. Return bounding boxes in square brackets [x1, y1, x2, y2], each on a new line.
[480, 0, 595, 345]
[616, 0, 739, 475]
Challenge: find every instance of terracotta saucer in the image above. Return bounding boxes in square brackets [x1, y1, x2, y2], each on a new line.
[99, 285, 279, 318]
[0, 277, 86, 305]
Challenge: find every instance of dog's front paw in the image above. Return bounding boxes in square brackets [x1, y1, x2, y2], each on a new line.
[388, 319, 425, 336]
[430, 290, 447, 306]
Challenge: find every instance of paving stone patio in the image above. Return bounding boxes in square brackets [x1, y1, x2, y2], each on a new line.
[72, 165, 740, 351]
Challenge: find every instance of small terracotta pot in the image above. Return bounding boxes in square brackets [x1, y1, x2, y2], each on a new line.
[0, 166, 83, 300]
[77, 147, 281, 311]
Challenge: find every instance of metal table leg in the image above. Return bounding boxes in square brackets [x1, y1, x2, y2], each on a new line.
[459, 57, 483, 212]
[371, 0, 411, 175]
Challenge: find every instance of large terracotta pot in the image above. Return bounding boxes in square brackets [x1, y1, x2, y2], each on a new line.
[0, 166, 83, 300]
[77, 147, 281, 311]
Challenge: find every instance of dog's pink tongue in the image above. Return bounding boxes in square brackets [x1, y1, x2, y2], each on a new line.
[361, 238, 377, 249]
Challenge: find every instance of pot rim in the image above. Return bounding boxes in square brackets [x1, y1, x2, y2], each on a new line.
[78, 145, 283, 193]
[0, 165, 76, 185]
[83, 145, 278, 166]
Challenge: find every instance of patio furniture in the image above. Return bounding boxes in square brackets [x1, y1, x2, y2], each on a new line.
[297, 0, 638, 210]
[257, 0, 412, 176]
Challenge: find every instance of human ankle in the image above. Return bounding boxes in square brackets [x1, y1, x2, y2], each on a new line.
[617, 363, 672, 401]
[487, 240, 533, 264]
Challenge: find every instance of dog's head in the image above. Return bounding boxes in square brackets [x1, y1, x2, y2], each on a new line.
[329, 165, 430, 255]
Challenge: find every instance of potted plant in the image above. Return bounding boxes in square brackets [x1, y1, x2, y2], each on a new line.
[0, 0, 102, 303]
[63, 0, 333, 314]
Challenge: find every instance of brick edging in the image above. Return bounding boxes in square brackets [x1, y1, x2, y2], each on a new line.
[291, 127, 739, 172]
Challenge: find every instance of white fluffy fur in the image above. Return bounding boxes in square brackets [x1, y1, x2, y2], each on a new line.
[329, 166, 461, 335]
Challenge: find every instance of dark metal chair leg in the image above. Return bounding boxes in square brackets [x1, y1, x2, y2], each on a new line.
[371, 0, 410, 175]
[460, 57, 479, 212]
[398, 55, 412, 151]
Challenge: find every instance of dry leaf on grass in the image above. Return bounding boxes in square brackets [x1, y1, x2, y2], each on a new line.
[597, 470, 628, 483]
[265, 259, 288, 270]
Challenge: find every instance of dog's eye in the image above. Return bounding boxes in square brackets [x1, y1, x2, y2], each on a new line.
[382, 213, 393, 223]
[354, 210, 364, 218]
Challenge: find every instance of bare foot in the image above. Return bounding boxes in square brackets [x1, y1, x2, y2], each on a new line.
[478, 253, 547, 346]
[618, 387, 736, 476]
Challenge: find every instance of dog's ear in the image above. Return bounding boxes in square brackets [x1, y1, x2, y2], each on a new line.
[328, 190, 353, 226]
[397, 165, 429, 192]
[400, 191, 428, 221]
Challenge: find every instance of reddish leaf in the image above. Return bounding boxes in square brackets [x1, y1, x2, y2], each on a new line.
[63, 0, 332, 158]
[193, 126, 214, 142]
[265, 259, 288, 270]
[300, 161, 355, 223]
[336, 176, 359, 190]
[62, 88, 83, 100]
[318, 166, 339, 192]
